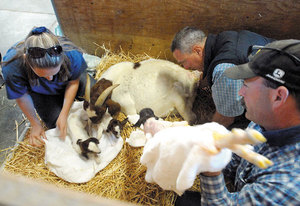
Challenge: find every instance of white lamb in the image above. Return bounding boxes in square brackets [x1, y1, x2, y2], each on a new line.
[133, 108, 273, 195]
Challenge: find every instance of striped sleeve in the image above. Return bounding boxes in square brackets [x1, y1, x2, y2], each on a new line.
[211, 63, 244, 117]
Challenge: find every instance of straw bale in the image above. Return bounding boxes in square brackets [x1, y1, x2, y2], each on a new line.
[3, 46, 214, 205]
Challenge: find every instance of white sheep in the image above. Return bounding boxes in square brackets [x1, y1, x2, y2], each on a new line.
[99, 59, 201, 124]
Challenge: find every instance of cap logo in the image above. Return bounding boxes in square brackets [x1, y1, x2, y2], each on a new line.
[265, 68, 285, 84]
[273, 68, 285, 79]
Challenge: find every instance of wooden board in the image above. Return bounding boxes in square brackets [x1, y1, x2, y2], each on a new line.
[51, 0, 300, 60]
[0, 172, 136, 206]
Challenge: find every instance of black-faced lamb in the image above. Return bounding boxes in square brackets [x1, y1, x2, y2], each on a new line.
[67, 107, 102, 163]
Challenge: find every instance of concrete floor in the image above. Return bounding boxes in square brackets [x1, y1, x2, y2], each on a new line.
[0, 0, 59, 166]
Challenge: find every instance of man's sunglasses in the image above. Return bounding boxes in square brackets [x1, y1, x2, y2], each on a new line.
[248, 43, 300, 65]
[27, 45, 63, 59]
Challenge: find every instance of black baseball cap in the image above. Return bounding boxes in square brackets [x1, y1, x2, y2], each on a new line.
[225, 39, 300, 90]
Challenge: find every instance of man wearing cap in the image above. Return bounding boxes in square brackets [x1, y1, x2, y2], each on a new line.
[175, 39, 300, 205]
[171, 27, 274, 128]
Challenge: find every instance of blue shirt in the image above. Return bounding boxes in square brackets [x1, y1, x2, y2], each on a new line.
[212, 63, 244, 117]
[200, 124, 300, 205]
[2, 47, 87, 99]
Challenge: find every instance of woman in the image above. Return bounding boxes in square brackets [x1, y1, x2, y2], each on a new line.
[2, 26, 95, 147]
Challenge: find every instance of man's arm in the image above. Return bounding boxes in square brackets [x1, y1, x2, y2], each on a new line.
[211, 63, 244, 127]
[199, 162, 300, 205]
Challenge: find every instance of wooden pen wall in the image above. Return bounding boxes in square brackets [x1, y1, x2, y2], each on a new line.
[51, 0, 300, 60]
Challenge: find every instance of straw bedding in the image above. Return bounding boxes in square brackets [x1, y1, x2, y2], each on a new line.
[3, 46, 214, 205]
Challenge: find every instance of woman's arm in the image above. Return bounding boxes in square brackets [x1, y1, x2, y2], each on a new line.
[16, 93, 46, 147]
[56, 78, 80, 139]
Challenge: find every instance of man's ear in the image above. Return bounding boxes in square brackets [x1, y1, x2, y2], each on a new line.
[192, 44, 203, 56]
[272, 86, 289, 108]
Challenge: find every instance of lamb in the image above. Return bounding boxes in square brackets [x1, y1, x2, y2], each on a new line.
[133, 108, 159, 127]
[134, 108, 188, 136]
[67, 75, 122, 162]
[131, 108, 273, 193]
[138, 112, 274, 194]
[99, 59, 201, 124]
[67, 106, 102, 163]
[138, 108, 273, 169]
[126, 108, 189, 147]
[106, 118, 128, 137]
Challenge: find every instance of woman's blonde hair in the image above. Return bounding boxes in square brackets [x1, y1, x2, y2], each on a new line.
[24, 28, 63, 67]
[3, 26, 85, 84]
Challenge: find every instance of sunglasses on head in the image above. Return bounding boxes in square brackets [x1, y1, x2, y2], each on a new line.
[27, 45, 63, 59]
[248, 43, 300, 65]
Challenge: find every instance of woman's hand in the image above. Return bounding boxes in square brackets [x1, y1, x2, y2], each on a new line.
[29, 123, 46, 147]
[56, 113, 68, 140]
[15, 93, 47, 147]
[57, 78, 80, 140]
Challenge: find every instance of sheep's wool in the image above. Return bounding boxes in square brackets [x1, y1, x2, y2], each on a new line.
[44, 102, 123, 183]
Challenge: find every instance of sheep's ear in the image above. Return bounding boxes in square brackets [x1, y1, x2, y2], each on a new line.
[95, 84, 120, 107]
[84, 73, 91, 102]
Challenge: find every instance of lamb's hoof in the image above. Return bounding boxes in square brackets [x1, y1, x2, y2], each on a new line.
[246, 129, 266, 143]
[255, 156, 273, 169]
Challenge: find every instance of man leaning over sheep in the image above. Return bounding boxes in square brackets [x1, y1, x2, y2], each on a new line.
[171, 27, 274, 129]
[175, 39, 300, 205]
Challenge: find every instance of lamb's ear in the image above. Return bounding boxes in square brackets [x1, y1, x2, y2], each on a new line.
[95, 84, 120, 107]
[84, 74, 91, 102]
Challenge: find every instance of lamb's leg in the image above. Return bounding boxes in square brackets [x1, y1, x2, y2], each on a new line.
[213, 128, 266, 148]
[231, 144, 273, 169]
[87, 118, 93, 137]
[93, 153, 101, 164]
[212, 129, 273, 169]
